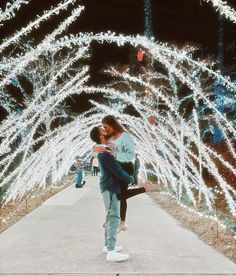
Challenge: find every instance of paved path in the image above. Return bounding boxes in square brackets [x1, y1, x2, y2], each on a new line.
[0, 176, 236, 275]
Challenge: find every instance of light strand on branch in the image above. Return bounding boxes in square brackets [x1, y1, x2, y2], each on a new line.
[0, 0, 30, 25]
[203, 0, 236, 23]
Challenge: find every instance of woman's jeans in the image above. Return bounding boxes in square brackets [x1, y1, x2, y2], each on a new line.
[102, 190, 120, 251]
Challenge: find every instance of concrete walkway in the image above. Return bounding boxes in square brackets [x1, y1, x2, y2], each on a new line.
[0, 176, 235, 275]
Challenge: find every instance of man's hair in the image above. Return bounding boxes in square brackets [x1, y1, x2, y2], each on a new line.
[90, 126, 100, 144]
[102, 115, 124, 132]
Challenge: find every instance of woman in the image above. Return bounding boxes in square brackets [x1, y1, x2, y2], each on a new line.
[95, 115, 156, 231]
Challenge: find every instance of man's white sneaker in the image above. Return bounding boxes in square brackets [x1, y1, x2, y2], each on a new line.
[106, 250, 129, 262]
[102, 246, 123, 254]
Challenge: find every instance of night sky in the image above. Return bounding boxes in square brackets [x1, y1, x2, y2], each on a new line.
[1, 0, 236, 46]
[1, 0, 236, 115]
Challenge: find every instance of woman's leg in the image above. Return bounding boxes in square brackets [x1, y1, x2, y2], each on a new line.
[119, 182, 128, 222]
[118, 162, 135, 223]
[119, 187, 145, 219]
[124, 187, 146, 200]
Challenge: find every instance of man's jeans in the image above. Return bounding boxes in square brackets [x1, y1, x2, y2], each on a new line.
[102, 190, 120, 251]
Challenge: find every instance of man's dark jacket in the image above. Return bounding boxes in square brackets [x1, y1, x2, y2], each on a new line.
[97, 152, 134, 194]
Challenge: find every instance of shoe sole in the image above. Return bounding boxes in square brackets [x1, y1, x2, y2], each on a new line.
[106, 257, 129, 262]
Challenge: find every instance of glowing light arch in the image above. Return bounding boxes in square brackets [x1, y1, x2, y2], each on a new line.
[0, 0, 235, 221]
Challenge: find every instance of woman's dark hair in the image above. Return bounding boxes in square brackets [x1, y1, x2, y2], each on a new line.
[102, 115, 124, 132]
[90, 126, 100, 144]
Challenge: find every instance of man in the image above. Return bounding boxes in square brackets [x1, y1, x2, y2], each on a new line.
[90, 126, 133, 262]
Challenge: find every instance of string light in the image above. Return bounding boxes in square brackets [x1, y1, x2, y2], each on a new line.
[0, 0, 30, 25]
[203, 0, 236, 23]
[0, 0, 235, 223]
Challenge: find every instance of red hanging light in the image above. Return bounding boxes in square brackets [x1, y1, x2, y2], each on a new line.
[137, 50, 144, 61]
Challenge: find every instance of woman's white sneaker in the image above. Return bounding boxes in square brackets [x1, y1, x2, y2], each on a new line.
[117, 222, 128, 233]
[106, 250, 129, 262]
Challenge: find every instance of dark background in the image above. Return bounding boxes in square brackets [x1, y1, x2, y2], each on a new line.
[1, 0, 236, 50]
[1, 0, 236, 115]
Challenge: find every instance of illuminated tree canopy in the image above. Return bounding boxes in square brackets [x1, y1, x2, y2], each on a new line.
[0, 0, 236, 221]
